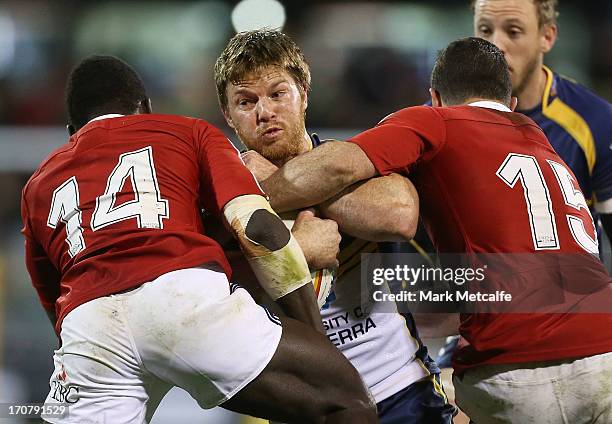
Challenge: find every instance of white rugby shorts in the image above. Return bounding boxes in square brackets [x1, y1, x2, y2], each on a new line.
[42, 267, 283, 424]
[453, 351, 612, 423]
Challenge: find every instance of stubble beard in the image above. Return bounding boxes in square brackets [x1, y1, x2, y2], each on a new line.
[512, 53, 541, 102]
[254, 112, 308, 165]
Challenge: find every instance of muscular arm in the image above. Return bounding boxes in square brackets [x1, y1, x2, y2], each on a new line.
[319, 173, 418, 242]
[223, 195, 324, 332]
[242, 149, 418, 242]
[261, 141, 377, 213]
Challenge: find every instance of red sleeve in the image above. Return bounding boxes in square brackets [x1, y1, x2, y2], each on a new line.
[347, 106, 447, 176]
[21, 195, 61, 312]
[195, 121, 265, 216]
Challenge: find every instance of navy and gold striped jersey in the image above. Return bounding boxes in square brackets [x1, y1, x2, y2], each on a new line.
[521, 66, 612, 213]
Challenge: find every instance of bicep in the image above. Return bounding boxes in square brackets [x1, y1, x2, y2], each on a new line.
[197, 124, 263, 217]
[347, 107, 446, 176]
[320, 174, 418, 241]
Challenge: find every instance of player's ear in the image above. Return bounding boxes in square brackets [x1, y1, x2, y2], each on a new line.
[137, 98, 152, 114]
[540, 23, 557, 54]
[429, 88, 443, 107]
[510, 96, 518, 111]
[301, 89, 308, 111]
[143, 98, 153, 114]
[223, 108, 235, 130]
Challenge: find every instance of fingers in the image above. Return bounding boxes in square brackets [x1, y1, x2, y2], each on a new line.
[240, 150, 279, 181]
[295, 208, 317, 224]
[240, 150, 260, 161]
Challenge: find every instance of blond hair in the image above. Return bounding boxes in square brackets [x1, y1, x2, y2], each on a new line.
[214, 30, 311, 111]
[471, 0, 558, 28]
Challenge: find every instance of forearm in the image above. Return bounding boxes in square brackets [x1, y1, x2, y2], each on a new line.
[223, 195, 322, 330]
[261, 141, 376, 213]
[319, 174, 418, 241]
[227, 242, 325, 332]
[276, 284, 325, 334]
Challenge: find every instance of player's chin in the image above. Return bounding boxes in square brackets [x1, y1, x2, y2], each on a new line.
[261, 142, 292, 161]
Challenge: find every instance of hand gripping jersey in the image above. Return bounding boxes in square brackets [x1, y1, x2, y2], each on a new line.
[521, 66, 612, 214]
[21, 114, 264, 333]
[348, 103, 612, 373]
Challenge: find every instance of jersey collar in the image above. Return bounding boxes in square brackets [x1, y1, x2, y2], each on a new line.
[88, 113, 125, 124]
[468, 101, 511, 112]
[309, 132, 321, 149]
[541, 65, 556, 111]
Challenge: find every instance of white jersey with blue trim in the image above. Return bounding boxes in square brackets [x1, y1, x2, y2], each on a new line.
[309, 133, 436, 401]
[320, 256, 428, 402]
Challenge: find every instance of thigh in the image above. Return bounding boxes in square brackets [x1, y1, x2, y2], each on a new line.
[126, 269, 284, 409]
[127, 268, 374, 422]
[43, 297, 154, 424]
[557, 352, 612, 424]
[220, 316, 374, 423]
[453, 365, 563, 424]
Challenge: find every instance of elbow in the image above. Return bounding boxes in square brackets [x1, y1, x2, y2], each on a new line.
[390, 174, 419, 241]
[400, 215, 418, 241]
[392, 208, 418, 241]
[372, 206, 417, 242]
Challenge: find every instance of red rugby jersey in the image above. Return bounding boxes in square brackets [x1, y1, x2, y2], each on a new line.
[349, 104, 612, 371]
[22, 114, 263, 333]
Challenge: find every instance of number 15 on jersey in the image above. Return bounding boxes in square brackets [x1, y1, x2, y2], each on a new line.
[497, 153, 598, 255]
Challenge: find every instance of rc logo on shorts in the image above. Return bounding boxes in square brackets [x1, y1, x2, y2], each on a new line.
[50, 380, 79, 404]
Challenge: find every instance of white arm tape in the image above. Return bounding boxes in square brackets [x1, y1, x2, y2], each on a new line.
[223, 195, 312, 300]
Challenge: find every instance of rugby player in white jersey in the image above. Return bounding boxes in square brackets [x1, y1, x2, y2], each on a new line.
[214, 30, 456, 423]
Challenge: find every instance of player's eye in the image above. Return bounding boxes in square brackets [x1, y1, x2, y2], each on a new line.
[238, 99, 253, 106]
[508, 27, 522, 38]
[478, 26, 492, 37]
[272, 90, 285, 98]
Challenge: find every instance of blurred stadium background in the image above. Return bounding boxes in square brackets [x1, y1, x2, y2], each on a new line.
[1, 0, 611, 422]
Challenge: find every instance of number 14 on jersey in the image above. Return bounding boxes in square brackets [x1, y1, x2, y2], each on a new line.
[47, 146, 169, 257]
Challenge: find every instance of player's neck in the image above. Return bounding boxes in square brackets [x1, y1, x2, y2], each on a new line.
[516, 66, 548, 111]
[275, 131, 312, 167]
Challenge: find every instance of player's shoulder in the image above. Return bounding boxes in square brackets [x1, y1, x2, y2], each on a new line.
[379, 105, 443, 125]
[550, 71, 612, 146]
[22, 140, 77, 200]
[553, 72, 612, 121]
[555, 72, 609, 106]
[130, 113, 215, 131]
[435, 104, 540, 132]
[115, 114, 228, 146]
[84, 113, 220, 134]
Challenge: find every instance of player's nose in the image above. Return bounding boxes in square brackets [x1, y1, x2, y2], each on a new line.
[256, 98, 276, 122]
[489, 32, 508, 55]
